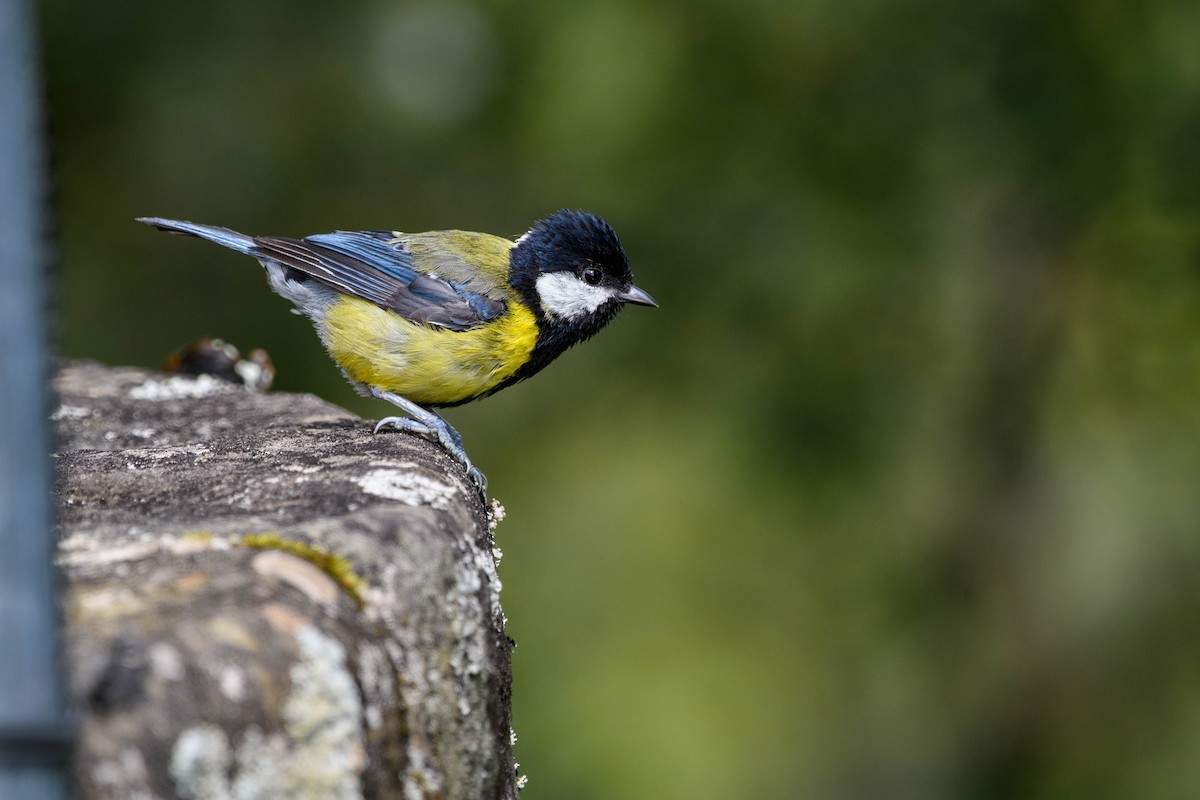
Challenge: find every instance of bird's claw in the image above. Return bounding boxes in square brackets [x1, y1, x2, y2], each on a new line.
[466, 465, 488, 496]
[374, 415, 431, 438]
[434, 434, 488, 501]
[373, 414, 487, 501]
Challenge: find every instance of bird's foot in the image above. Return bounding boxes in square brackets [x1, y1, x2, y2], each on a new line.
[371, 399, 487, 500]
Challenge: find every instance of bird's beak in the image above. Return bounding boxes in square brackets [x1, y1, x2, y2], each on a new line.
[618, 285, 658, 307]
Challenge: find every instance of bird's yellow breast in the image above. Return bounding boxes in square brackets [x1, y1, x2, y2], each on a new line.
[322, 295, 539, 406]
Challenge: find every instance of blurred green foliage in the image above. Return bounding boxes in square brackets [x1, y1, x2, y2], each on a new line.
[42, 0, 1200, 796]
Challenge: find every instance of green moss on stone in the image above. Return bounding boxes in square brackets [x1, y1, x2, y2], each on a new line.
[236, 533, 367, 609]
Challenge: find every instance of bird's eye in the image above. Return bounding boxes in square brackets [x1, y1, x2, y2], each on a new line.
[582, 266, 602, 286]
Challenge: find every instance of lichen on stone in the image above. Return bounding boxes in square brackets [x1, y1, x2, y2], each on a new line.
[168, 627, 367, 800]
[170, 724, 232, 800]
[281, 626, 367, 798]
[354, 468, 457, 509]
[129, 374, 234, 401]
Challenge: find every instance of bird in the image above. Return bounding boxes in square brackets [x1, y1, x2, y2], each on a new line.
[137, 210, 656, 496]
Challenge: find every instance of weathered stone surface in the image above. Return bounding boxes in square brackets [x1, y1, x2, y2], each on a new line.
[53, 360, 518, 800]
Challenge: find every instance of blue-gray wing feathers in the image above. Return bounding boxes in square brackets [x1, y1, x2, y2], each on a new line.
[137, 219, 506, 330]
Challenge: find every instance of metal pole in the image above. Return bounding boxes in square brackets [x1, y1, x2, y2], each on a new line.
[0, 0, 73, 796]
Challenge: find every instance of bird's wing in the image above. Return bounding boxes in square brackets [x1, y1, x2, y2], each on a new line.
[397, 231, 516, 305]
[251, 231, 506, 330]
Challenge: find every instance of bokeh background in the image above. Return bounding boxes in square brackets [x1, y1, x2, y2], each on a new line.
[41, 0, 1200, 797]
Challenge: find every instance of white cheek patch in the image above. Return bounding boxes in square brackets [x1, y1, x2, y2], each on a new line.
[536, 272, 617, 320]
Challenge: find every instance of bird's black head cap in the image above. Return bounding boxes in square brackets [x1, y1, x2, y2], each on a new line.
[511, 209, 632, 295]
[501, 209, 646, 384]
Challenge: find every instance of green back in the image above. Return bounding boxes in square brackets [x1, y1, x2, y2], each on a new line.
[399, 230, 516, 303]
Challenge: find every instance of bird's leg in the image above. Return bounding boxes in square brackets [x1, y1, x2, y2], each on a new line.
[370, 388, 487, 496]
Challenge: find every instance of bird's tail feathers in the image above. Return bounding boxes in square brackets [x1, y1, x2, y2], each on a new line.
[136, 217, 255, 255]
